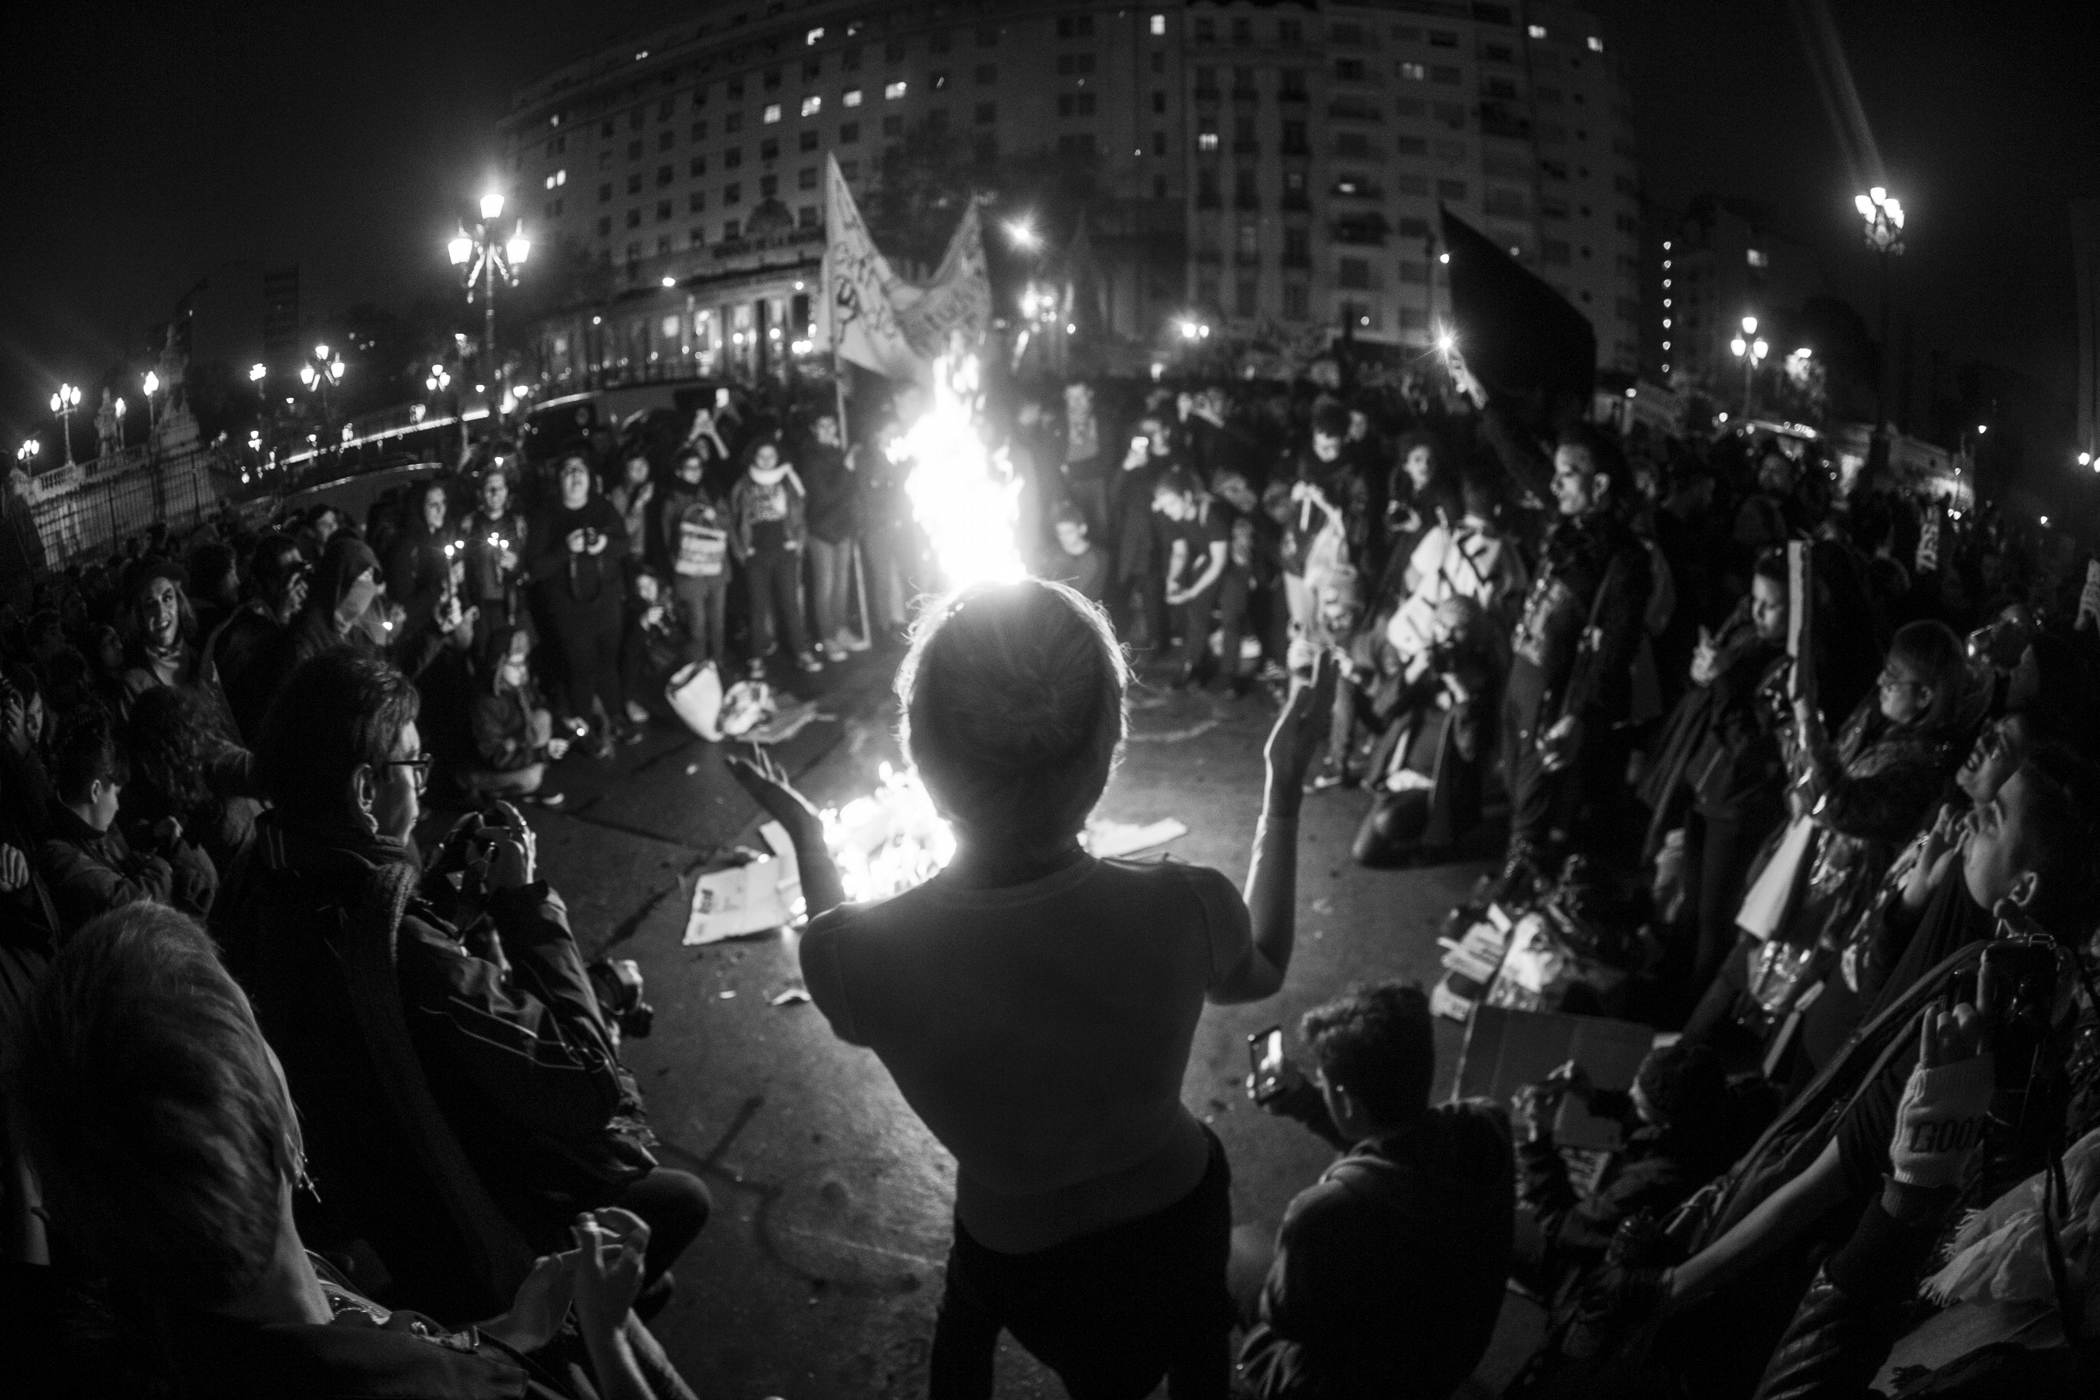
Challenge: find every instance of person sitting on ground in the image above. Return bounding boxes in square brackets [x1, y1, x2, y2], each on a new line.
[117, 556, 208, 713]
[208, 532, 310, 743]
[734, 579, 1339, 1400]
[35, 706, 214, 931]
[221, 649, 709, 1323]
[619, 568, 684, 727]
[1237, 981, 1514, 1399]
[467, 626, 571, 807]
[122, 681, 263, 880]
[5, 902, 701, 1400]
[1513, 1042, 1746, 1300]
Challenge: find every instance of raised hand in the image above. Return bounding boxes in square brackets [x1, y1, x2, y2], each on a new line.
[1264, 649, 1339, 790]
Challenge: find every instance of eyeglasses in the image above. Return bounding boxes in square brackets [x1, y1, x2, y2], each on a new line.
[384, 753, 433, 794]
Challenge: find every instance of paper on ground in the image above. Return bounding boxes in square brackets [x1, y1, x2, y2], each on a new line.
[683, 821, 805, 945]
[1083, 817, 1189, 860]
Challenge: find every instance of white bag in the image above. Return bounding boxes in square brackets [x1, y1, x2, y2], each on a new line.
[718, 679, 779, 739]
[666, 660, 724, 741]
[1736, 815, 1816, 941]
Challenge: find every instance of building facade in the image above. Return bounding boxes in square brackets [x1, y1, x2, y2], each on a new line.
[497, 0, 1645, 385]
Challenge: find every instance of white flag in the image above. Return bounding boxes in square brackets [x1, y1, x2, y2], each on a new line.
[821, 155, 990, 382]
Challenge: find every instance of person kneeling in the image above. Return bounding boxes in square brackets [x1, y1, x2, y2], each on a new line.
[1237, 981, 1514, 1399]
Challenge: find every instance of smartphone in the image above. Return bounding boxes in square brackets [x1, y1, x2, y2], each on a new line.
[715, 387, 731, 409]
[1131, 434, 1149, 452]
[1248, 1025, 1285, 1085]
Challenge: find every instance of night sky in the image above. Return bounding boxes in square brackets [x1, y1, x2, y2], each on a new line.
[4, 1, 2096, 459]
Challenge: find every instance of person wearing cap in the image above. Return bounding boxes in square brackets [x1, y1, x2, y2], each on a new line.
[117, 556, 206, 713]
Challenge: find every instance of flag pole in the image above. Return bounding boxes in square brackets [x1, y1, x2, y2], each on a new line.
[821, 156, 874, 652]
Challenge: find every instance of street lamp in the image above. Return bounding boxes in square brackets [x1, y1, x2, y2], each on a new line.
[298, 345, 347, 433]
[49, 383, 81, 465]
[114, 396, 126, 447]
[449, 188, 530, 416]
[1004, 217, 1039, 251]
[142, 369, 160, 434]
[1855, 185, 1905, 433]
[15, 440, 39, 467]
[1728, 316, 1768, 417]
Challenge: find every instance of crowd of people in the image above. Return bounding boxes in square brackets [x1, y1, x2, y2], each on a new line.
[2, 357, 2099, 1400]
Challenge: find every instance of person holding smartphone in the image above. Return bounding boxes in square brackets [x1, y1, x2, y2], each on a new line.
[731, 580, 1337, 1400]
[1236, 981, 1513, 1399]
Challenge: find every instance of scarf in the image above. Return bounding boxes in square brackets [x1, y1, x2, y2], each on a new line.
[1918, 1124, 2100, 1338]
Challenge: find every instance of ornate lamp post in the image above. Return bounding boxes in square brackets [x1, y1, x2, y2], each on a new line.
[1728, 315, 1769, 418]
[16, 440, 40, 468]
[298, 344, 347, 423]
[142, 370, 160, 435]
[1854, 186, 1906, 433]
[448, 191, 530, 417]
[49, 383, 81, 465]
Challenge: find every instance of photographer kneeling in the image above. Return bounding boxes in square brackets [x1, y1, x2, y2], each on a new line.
[219, 648, 707, 1323]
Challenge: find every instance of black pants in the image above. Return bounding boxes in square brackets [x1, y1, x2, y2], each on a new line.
[610, 1167, 713, 1289]
[928, 1127, 1232, 1400]
[744, 546, 810, 659]
[547, 601, 624, 725]
[1683, 802, 1780, 1007]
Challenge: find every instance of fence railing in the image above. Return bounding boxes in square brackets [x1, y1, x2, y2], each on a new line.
[30, 448, 228, 567]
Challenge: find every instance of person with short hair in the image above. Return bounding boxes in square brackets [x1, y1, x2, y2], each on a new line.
[528, 454, 632, 756]
[223, 649, 708, 1323]
[209, 531, 311, 742]
[1042, 505, 1110, 605]
[741, 579, 1338, 1400]
[727, 438, 818, 677]
[462, 468, 529, 639]
[1237, 981, 1514, 1399]
[1153, 466, 1235, 689]
[6, 903, 700, 1399]
[35, 707, 214, 931]
[655, 447, 733, 673]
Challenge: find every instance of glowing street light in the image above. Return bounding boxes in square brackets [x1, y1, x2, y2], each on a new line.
[1975, 423, 1987, 435]
[448, 187, 530, 415]
[16, 439, 40, 466]
[113, 397, 126, 448]
[1855, 185, 1906, 433]
[1729, 319, 1768, 415]
[2080, 450, 2094, 470]
[141, 369, 160, 434]
[48, 382, 82, 465]
[1004, 217, 1039, 251]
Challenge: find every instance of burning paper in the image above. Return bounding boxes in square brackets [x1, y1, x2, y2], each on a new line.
[823, 762, 956, 905]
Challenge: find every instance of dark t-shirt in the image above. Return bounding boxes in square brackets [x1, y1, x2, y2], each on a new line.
[1169, 500, 1234, 589]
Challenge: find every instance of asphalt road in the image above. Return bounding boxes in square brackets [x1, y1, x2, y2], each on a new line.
[512, 648, 1543, 1399]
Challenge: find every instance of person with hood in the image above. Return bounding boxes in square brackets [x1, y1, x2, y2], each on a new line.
[527, 453, 631, 758]
[1237, 980, 1514, 1398]
[254, 533, 453, 726]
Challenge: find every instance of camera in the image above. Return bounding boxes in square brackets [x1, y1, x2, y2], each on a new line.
[588, 957, 655, 1039]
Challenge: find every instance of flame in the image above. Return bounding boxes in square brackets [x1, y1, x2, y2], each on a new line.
[820, 761, 955, 903]
[897, 352, 1025, 589]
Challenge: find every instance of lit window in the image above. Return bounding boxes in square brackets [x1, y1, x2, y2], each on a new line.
[1150, 13, 1166, 36]
[1197, 131, 1219, 151]
[801, 95, 822, 117]
[807, 26, 824, 45]
[1747, 248, 1768, 268]
[763, 103, 782, 123]
[634, 49, 649, 61]
[549, 114, 561, 127]
[1528, 24, 1547, 39]
[885, 80, 907, 99]
[843, 87, 862, 107]
[1587, 35, 1604, 52]
[1400, 61, 1426, 81]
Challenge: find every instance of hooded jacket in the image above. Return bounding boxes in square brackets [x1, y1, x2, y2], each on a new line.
[1239, 1100, 1514, 1399]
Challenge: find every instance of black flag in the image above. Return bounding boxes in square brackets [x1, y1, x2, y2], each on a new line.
[1438, 207, 1595, 417]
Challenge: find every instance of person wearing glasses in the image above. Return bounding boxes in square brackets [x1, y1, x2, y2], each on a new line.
[218, 648, 708, 1325]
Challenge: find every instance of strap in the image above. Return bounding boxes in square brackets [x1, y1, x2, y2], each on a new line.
[336, 863, 535, 1313]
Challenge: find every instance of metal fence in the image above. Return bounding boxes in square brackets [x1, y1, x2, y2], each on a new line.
[29, 448, 228, 567]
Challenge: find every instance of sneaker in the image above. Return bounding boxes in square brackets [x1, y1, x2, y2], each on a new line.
[837, 629, 872, 654]
[624, 700, 650, 725]
[796, 651, 824, 673]
[1305, 760, 1350, 794]
[820, 641, 848, 663]
[745, 657, 767, 681]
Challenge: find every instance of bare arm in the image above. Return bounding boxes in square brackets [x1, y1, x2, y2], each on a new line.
[1213, 654, 1336, 1003]
[1663, 1139, 1851, 1314]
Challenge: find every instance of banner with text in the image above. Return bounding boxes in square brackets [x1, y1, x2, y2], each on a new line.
[821, 154, 990, 382]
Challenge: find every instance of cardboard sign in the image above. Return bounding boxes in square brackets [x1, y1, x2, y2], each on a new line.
[1451, 1004, 1656, 1151]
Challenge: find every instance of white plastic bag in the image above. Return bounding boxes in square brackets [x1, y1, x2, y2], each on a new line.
[666, 660, 724, 741]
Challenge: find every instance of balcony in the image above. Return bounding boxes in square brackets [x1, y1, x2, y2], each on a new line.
[1193, 245, 1223, 263]
[1280, 191, 1311, 212]
[1196, 189, 1222, 210]
[1330, 216, 1389, 246]
[1233, 139, 1260, 155]
[1231, 86, 1260, 103]
[1234, 191, 1261, 211]
[1328, 102, 1383, 123]
[1193, 84, 1221, 102]
[1281, 247, 1311, 269]
[1233, 248, 1263, 267]
[1278, 87, 1309, 105]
